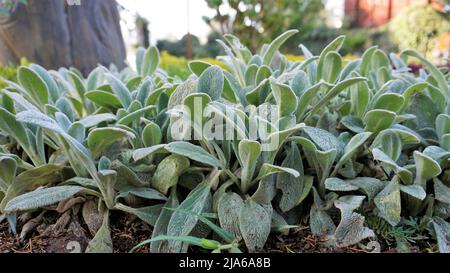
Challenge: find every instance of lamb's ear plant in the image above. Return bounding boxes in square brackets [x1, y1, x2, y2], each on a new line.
[0, 29, 449, 253]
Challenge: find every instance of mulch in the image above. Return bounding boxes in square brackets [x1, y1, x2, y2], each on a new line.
[0, 212, 401, 253]
[0, 211, 150, 253]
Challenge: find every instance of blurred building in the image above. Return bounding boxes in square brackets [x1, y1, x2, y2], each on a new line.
[345, 0, 446, 27]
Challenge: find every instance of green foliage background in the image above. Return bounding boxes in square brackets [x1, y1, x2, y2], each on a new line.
[388, 3, 450, 60]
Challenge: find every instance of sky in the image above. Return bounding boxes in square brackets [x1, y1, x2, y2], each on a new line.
[117, 0, 344, 45]
[118, 0, 216, 45]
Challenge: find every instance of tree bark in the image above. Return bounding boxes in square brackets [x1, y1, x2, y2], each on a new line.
[0, 0, 126, 75]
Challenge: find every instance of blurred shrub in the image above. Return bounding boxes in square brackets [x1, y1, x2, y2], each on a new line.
[160, 52, 227, 80]
[159, 51, 190, 79]
[157, 33, 224, 59]
[388, 3, 450, 60]
[160, 50, 361, 80]
[294, 26, 396, 55]
[0, 58, 28, 88]
[197, 57, 228, 70]
[285, 54, 358, 64]
[157, 34, 201, 58]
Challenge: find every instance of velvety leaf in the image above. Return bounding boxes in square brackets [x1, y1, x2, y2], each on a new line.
[431, 217, 450, 253]
[78, 113, 116, 128]
[349, 78, 370, 118]
[152, 154, 190, 195]
[115, 203, 163, 226]
[197, 66, 224, 100]
[150, 191, 179, 253]
[414, 151, 442, 187]
[251, 176, 277, 205]
[4, 186, 84, 213]
[17, 66, 49, 106]
[370, 130, 402, 161]
[182, 93, 212, 133]
[68, 122, 85, 143]
[322, 51, 342, 83]
[116, 186, 167, 202]
[255, 163, 300, 182]
[310, 205, 335, 236]
[400, 185, 426, 200]
[29, 64, 59, 103]
[389, 125, 422, 145]
[262, 29, 298, 66]
[372, 148, 413, 184]
[340, 133, 372, 162]
[168, 79, 197, 109]
[270, 80, 298, 117]
[96, 170, 117, 209]
[317, 35, 345, 80]
[371, 49, 390, 71]
[133, 144, 167, 161]
[296, 82, 333, 121]
[167, 180, 212, 252]
[308, 78, 367, 120]
[85, 90, 122, 108]
[82, 200, 102, 236]
[315, 149, 338, 184]
[276, 142, 305, 212]
[298, 176, 314, 204]
[364, 109, 396, 133]
[165, 141, 222, 168]
[400, 82, 429, 113]
[334, 196, 374, 247]
[359, 46, 378, 76]
[442, 134, 450, 150]
[0, 156, 17, 190]
[290, 70, 310, 97]
[188, 61, 211, 76]
[245, 79, 269, 105]
[238, 139, 261, 193]
[16, 110, 64, 134]
[401, 50, 449, 98]
[87, 128, 134, 158]
[406, 93, 440, 129]
[109, 161, 148, 190]
[0, 107, 30, 154]
[330, 177, 384, 202]
[85, 212, 113, 253]
[373, 93, 405, 113]
[2, 90, 40, 112]
[117, 105, 155, 126]
[0, 164, 66, 211]
[325, 178, 359, 192]
[340, 116, 365, 133]
[434, 178, 450, 204]
[333, 132, 372, 176]
[142, 122, 162, 147]
[435, 201, 450, 219]
[374, 179, 401, 226]
[106, 74, 132, 108]
[134, 235, 220, 252]
[303, 126, 344, 158]
[141, 46, 160, 77]
[239, 199, 272, 252]
[218, 192, 244, 240]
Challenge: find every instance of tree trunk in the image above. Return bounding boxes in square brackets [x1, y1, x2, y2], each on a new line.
[0, 0, 126, 75]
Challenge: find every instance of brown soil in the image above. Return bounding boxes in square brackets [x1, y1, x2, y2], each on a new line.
[0, 213, 412, 253]
[0, 211, 151, 253]
[263, 227, 379, 253]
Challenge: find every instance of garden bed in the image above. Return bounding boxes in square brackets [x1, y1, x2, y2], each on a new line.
[0, 212, 436, 253]
[0, 30, 449, 254]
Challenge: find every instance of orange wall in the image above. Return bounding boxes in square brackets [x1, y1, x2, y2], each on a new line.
[345, 0, 431, 27]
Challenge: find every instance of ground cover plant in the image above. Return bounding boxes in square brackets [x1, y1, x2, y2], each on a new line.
[0, 29, 449, 253]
